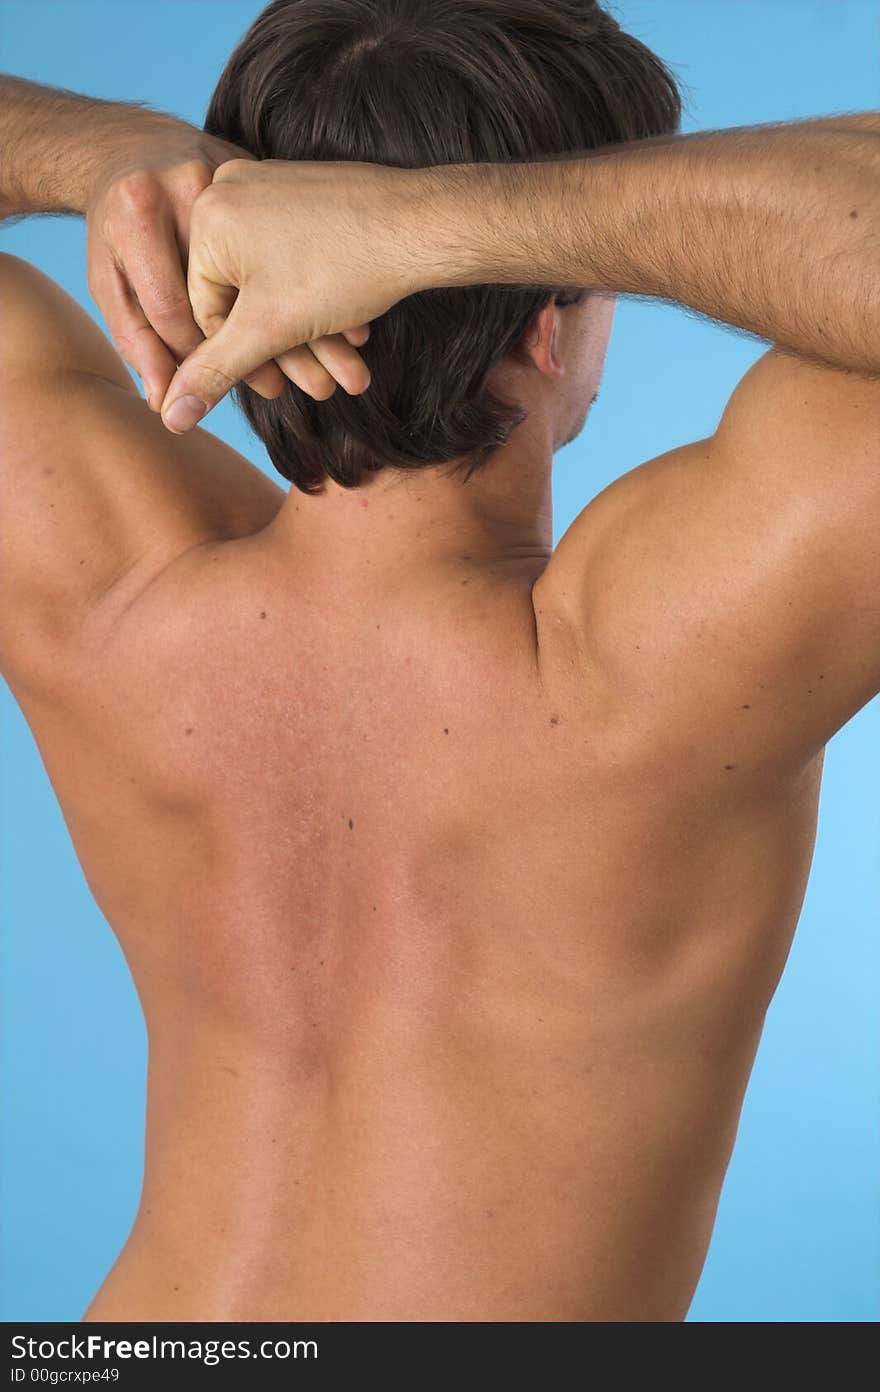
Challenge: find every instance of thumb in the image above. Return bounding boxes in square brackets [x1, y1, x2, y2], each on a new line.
[160, 304, 267, 433]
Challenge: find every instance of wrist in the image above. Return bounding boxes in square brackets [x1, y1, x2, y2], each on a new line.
[0, 76, 193, 218]
[403, 162, 515, 292]
[81, 110, 194, 212]
[407, 157, 609, 294]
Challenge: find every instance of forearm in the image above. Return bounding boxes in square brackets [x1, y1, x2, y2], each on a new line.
[433, 116, 880, 375]
[0, 75, 181, 220]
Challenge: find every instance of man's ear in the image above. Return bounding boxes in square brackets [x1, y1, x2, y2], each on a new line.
[515, 302, 565, 380]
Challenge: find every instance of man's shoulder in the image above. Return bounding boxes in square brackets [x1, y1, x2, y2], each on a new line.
[0, 257, 284, 695]
[536, 348, 880, 779]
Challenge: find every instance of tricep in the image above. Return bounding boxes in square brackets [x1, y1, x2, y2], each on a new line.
[539, 346, 880, 781]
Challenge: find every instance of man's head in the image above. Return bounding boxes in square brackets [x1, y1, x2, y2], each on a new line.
[205, 0, 682, 495]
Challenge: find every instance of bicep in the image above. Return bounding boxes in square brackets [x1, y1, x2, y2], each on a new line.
[544, 347, 880, 776]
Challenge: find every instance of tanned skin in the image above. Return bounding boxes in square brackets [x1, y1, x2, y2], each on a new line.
[1, 74, 878, 1319]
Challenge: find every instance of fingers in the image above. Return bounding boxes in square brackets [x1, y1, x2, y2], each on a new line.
[184, 268, 286, 402]
[224, 327, 372, 405]
[269, 326, 370, 397]
[271, 345, 338, 401]
[123, 200, 206, 368]
[275, 333, 371, 398]
[244, 360, 288, 398]
[160, 301, 279, 430]
[90, 205, 211, 407]
[161, 304, 373, 433]
[307, 331, 372, 393]
[90, 249, 179, 408]
[240, 331, 371, 405]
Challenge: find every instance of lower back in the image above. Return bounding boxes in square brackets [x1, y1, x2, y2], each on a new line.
[83, 793, 811, 1322]
[85, 988, 756, 1322]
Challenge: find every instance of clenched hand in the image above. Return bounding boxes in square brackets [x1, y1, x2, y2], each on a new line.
[160, 158, 435, 433]
[84, 129, 372, 418]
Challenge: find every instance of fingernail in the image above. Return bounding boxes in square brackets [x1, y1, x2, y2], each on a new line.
[164, 395, 207, 433]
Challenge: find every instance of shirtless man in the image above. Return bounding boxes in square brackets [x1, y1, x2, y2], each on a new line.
[1, 0, 877, 1321]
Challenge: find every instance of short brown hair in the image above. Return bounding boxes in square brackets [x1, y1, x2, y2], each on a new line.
[205, 0, 683, 493]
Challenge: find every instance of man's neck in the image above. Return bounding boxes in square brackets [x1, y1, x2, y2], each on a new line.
[267, 434, 554, 582]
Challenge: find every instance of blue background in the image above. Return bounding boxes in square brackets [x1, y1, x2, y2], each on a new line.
[1, 0, 877, 1323]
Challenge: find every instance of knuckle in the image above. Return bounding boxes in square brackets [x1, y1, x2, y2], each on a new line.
[146, 285, 193, 321]
[180, 156, 212, 183]
[174, 159, 213, 205]
[212, 157, 249, 185]
[116, 169, 162, 218]
[198, 362, 239, 393]
[196, 311, 226, 335]
[189, 181, 222, 226]
[111, 321, 155, 356]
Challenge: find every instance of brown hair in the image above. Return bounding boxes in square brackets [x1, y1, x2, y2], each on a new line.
[205, 0, 683, 493]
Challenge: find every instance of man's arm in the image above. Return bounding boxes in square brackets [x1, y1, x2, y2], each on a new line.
[0, 251, 284, 683]
[474, 115, 880, 377]
[0, 75, 369, 405]
[164, 112, 880, 420]
[472, 114, 880, 771]
[0, 77, 374, 680]
[0, 74, 187, 220]
[0, 79, 237, 665]
[538, 349, 880, 777]
[0, 80, 260, 682]
[477, 115, 880, 771]
[0, 74, 291, 405]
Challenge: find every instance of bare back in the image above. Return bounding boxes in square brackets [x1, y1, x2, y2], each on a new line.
[6, 261, 877, 1319]
[9, 500, 823, 1322]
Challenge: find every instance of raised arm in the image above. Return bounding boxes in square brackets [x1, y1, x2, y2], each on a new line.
[165, 112, 880, 427]
[0, 74, 244, 404]
[475, 114, 879, 376]
[0, 75, 368, 407]
[477, 115, 879, 770]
